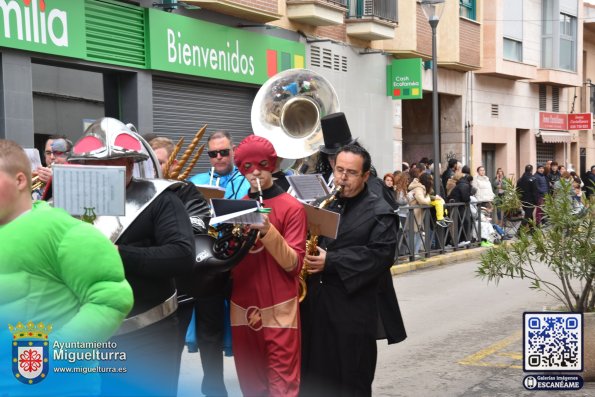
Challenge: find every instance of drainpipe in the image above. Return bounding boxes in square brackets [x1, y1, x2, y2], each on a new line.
[465, 121, 471, 166]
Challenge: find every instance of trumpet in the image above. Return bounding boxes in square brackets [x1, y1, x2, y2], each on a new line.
[298, 185, 342, 302]
[32, 164, 52, 191]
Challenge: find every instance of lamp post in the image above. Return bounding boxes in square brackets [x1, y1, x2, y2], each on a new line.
[421, 0, 445, 197]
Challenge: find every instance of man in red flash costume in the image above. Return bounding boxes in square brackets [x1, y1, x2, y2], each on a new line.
[230, 135, 307, 397]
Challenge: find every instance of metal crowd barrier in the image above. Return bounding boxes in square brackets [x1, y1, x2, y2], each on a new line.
[396, 200, 491, 263]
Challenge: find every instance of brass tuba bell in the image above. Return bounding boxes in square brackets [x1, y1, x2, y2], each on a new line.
[251, 68, 340, 161]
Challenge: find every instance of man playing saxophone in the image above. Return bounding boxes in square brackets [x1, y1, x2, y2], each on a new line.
[300, 144, 404, 397]
[230, 135, 307, 397]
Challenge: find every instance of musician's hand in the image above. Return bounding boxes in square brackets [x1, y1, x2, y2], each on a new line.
[36, 166, 52, 183]
[250, 214, 271, 236]
[305, 247, 326, 274]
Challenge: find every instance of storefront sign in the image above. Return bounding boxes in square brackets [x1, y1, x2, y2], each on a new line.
[538, 112, 568, 130]
[567, 113, 592, 130]
[0, 0, 84, 58]
[147, 9, 305, 84]
[386, 58, 423, 100]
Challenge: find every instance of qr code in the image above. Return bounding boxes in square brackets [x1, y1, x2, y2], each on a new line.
[523, 312, 582, 371]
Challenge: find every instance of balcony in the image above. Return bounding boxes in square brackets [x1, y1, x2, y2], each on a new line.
[345, 0, 397, 41]
[286, 0, 348, 26]
[184, 0, 280, 23]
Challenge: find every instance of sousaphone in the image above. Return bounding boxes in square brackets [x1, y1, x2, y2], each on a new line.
[252, 68, 340, 163]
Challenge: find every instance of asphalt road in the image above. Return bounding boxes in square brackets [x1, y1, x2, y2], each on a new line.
[177, 258, 594, 396]
[373, 259, 594, 397]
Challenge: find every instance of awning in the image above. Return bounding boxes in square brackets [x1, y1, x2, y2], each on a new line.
[539, 131, 572, 143]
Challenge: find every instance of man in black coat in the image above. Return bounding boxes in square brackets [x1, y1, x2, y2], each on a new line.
[300, 145, 406, 397]
[534, 163, 549, 225]
[517, 164, 538, 225]
[441, 158, 459, 196]
[584, 165, 595, 199]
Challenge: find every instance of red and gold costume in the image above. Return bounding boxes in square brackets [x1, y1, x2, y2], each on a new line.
[230, 136, 307, 397]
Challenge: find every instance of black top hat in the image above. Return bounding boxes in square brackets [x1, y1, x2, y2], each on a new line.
[319, 112, 357, 155]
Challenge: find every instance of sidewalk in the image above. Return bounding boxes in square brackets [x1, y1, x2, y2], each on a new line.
[390, 246, 489, 276]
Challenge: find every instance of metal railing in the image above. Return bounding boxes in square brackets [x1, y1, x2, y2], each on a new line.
[396, 201, 492, 262]
[347, 0, 398, 23]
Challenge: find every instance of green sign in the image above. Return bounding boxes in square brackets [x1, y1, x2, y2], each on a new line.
[0, 0, 85, 58]
[387, 58, 423, 100]
[147, 9, 305, 84]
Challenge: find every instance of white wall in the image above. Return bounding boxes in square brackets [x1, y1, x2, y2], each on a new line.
[309, 42, 395, 175]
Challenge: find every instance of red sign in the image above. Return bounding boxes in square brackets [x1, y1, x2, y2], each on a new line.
[568, 113, 593, 130]
[539, 112, 568, 130]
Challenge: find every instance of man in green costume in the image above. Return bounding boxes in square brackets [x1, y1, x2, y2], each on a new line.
[0, 139, 133, 396]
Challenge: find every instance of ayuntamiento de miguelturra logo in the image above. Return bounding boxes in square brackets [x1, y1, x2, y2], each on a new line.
[9, 321, 52, 385]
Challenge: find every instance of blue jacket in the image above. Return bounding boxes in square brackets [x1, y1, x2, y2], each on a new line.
[189, 166, 250, 199]
[534, 172, 549, 197]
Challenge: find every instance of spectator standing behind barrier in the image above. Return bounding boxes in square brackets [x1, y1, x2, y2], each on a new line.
[492, 168, 505, 226]
[0, 139, 133, 396]
[472, 166, 495, 204]
[584, 165, 595, 199]
[517, 165, 538, 227]
[547, 161, 561, 192]
[383, 173, 397, 201]
[441, 158, 459, 196]
[534, 164, 549, 225]
[448, 166, 473, 243]
[407, 168, 432, 254]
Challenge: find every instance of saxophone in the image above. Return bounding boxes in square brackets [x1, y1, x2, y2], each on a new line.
[298, 185, 342, 302]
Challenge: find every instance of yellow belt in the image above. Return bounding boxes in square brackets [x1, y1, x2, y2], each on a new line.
[230, 297, 298, 331]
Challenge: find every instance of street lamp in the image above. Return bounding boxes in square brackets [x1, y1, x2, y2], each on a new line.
[421, 0, 445, 197]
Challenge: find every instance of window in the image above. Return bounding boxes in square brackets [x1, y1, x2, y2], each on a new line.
[559, 13, 576, 71]
[503, 0, 523, 62]
[541, 0, 577, 72]
[504, 38, 522, 62]
[460, 0, 476, 20]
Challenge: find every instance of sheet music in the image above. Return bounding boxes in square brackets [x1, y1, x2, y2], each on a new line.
[52, 165, 126, 216]
[303, 203, 340, 239]
[24, 148, 42, 171]
[286, 174, 330, 202]
[209, 208, 264, 225]
[209, 199, 264, 225]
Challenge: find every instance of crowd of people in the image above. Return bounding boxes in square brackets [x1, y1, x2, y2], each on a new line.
[382, 157, 595, 253]
[4, 104, 594, 396]
[0, 112, 406, 397]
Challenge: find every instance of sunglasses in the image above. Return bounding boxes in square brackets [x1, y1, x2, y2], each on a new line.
[45, 151, 67, 157]
[207, 149, 231, 158]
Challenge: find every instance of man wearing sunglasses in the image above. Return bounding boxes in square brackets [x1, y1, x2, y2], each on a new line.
[188, 130, 250, 397]
[189, 131, 250, 201]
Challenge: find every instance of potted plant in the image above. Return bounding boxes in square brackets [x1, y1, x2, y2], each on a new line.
[493, 177, 523, 220]
[477, 179, 594, 380]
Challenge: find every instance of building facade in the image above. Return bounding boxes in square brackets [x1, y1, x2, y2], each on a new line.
[471, 0, 589, 180]
[2, 0, 593, 179]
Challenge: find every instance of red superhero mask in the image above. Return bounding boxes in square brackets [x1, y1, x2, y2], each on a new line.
[234, 135, 277, 175]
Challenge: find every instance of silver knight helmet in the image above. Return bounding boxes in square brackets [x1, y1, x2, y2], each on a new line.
[68, 117, 149, 163]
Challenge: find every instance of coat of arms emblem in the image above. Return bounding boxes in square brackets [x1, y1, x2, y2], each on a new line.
[9, 321, 52, 385]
